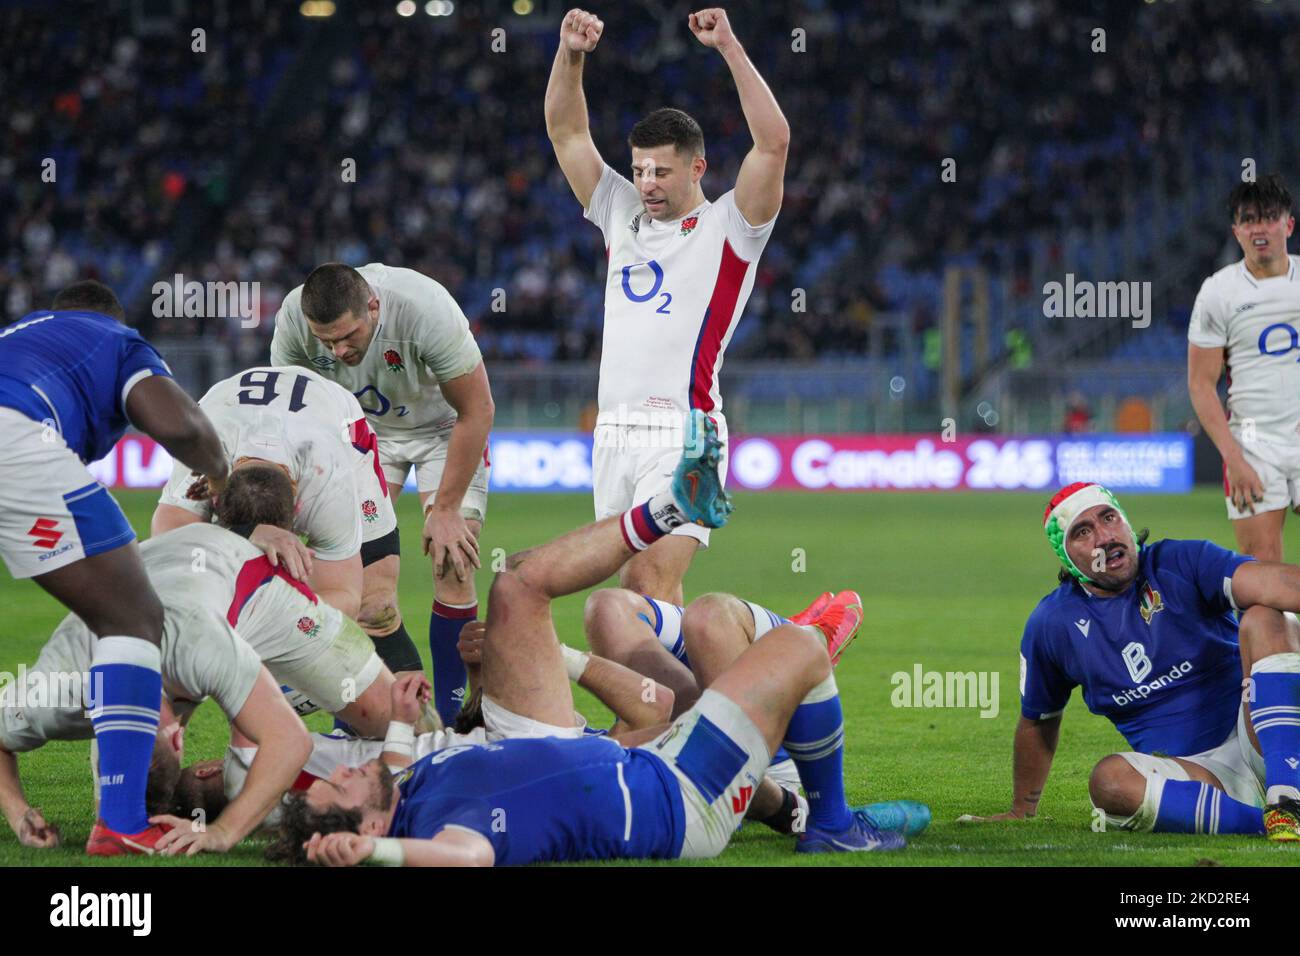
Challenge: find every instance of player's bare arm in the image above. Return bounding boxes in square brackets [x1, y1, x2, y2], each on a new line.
[309, 554, 363, 620]
[545, 8, 606, 208]
[0, 747, 62, 848]
[1227, 559, 1300, 615]
[690, 8, 789, 225]
[381, 673, 433, 771]
[305, 827, 494, 868]
[422, 361, 494, 583]
[152, 669, 311, 856]
[1187, 342, 1263, 514]
[126, 375, 231, 496]
[572, 651, 675, 735]
[961, 714, 1060, 822]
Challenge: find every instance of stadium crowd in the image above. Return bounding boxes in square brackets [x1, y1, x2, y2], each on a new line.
[4, 0, 1299, 368]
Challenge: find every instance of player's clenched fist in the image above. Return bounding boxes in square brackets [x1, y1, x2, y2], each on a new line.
[305, 831, 373, 867]
[688, 8, 736, 51]
[561, 8, 603, 53]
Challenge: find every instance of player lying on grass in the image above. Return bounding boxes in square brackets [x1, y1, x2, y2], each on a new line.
[151, 365, 423, 679]
[0, 279, 231, 853]
[268, 413, 922, 865]
[199, 637, 677, 826]
[0, 573, 310, 856]
[963, 481, 1300, 841]
[584, 587, 859, 798]
[640, 589, 932, 839]
[149, 465, 399, 739]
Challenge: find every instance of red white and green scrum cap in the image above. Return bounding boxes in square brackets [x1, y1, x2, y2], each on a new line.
[1042, 482, 1138, 584]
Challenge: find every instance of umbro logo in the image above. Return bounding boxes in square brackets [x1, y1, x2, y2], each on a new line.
[1074, 618, 1091, 638]
[310, 355, 336, 369]
[1234, 302, 1258, 315]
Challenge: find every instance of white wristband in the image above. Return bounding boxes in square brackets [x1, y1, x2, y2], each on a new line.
[559, 644, 591, 683]
[383, 721, 416, 759]
[367, 837, 405, 867]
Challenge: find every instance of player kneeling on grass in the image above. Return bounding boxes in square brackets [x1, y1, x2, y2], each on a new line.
[585, 587, 930, 837]
[265, 413, 918, 866]
[963, 482, 1300, 841]
[0, 595, 310, 856]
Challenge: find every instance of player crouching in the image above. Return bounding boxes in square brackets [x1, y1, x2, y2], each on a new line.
[964, 482, 1300, 841]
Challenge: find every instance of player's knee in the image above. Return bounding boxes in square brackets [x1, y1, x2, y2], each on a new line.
[1089, 754, 1143, 815]
[488, 565, 537, 610]
[358, 591, 400, 635]
[583, 588, 641, 654]
[1237, 604, 1290, 656]
[683, 592, 748, 643]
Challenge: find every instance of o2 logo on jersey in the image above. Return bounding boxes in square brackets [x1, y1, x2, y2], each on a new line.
[1121, 642, 1153, 683]
[353, 385, 410, 418]
[621, 260, 672, 314]
[1257, 322, 1300, 360]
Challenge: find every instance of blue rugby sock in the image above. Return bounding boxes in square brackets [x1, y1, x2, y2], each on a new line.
[90, 637, 162, 835]
[783, 673, 852, 832]
[430, 601, 474, 725]
[1249, 654, 1300, 804]
[1152, 779, 1264, 834]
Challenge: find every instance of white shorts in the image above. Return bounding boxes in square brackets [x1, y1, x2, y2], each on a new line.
[348, 419, 398, 543]
[637, 688, 770, 859]
[592, 413, 728, 548]
[378, 431, 489, 523]
[1102, 704, 1267, 830]
[271, 612, 385, 714]
[0, 409, 136, 579]
[1225, 437, 1300, 520]
[480, 694, 588, 742]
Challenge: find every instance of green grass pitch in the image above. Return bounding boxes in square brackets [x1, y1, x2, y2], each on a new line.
[1, 486, 1296, 867]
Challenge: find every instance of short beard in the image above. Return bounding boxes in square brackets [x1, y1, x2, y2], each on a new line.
[373, 762, 396, 812]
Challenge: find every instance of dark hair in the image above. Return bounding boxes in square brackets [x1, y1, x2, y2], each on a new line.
[1057, 527, 1151, 585]
[216, 465, 295, 530]
[145, 736, 182, 817]
[171, 763, 230, 821]
[52, 280, 125, 322]
[301, 263, 370, 325]
[1228, 174, 1293, 223]
[454, 686, 486, 735]
[628, 108, 705, 159]
[265, 792, 363, 865]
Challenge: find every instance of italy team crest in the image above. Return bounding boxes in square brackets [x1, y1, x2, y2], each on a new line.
[1138, 582, 1164, 625]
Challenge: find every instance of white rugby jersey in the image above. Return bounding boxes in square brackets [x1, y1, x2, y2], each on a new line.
[140, 524, 341, 668]
[157, 366, 364, 561]
[270, 263, 483, 440]
[0, 590, 263, 753]
[584, 163, 776, 426]
[1188, 255, 1300, 445]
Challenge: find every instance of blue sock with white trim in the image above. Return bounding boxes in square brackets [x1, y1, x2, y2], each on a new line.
[783, 672, 852, 832]
[430, 601, 475, 725]
[89, 637, 162, 835]
[1152, 779, 1264, 834]
[1249, 653, 1300, 805]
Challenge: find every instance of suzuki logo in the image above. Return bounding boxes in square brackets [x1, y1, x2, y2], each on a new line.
[28, 518, 62, 550]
